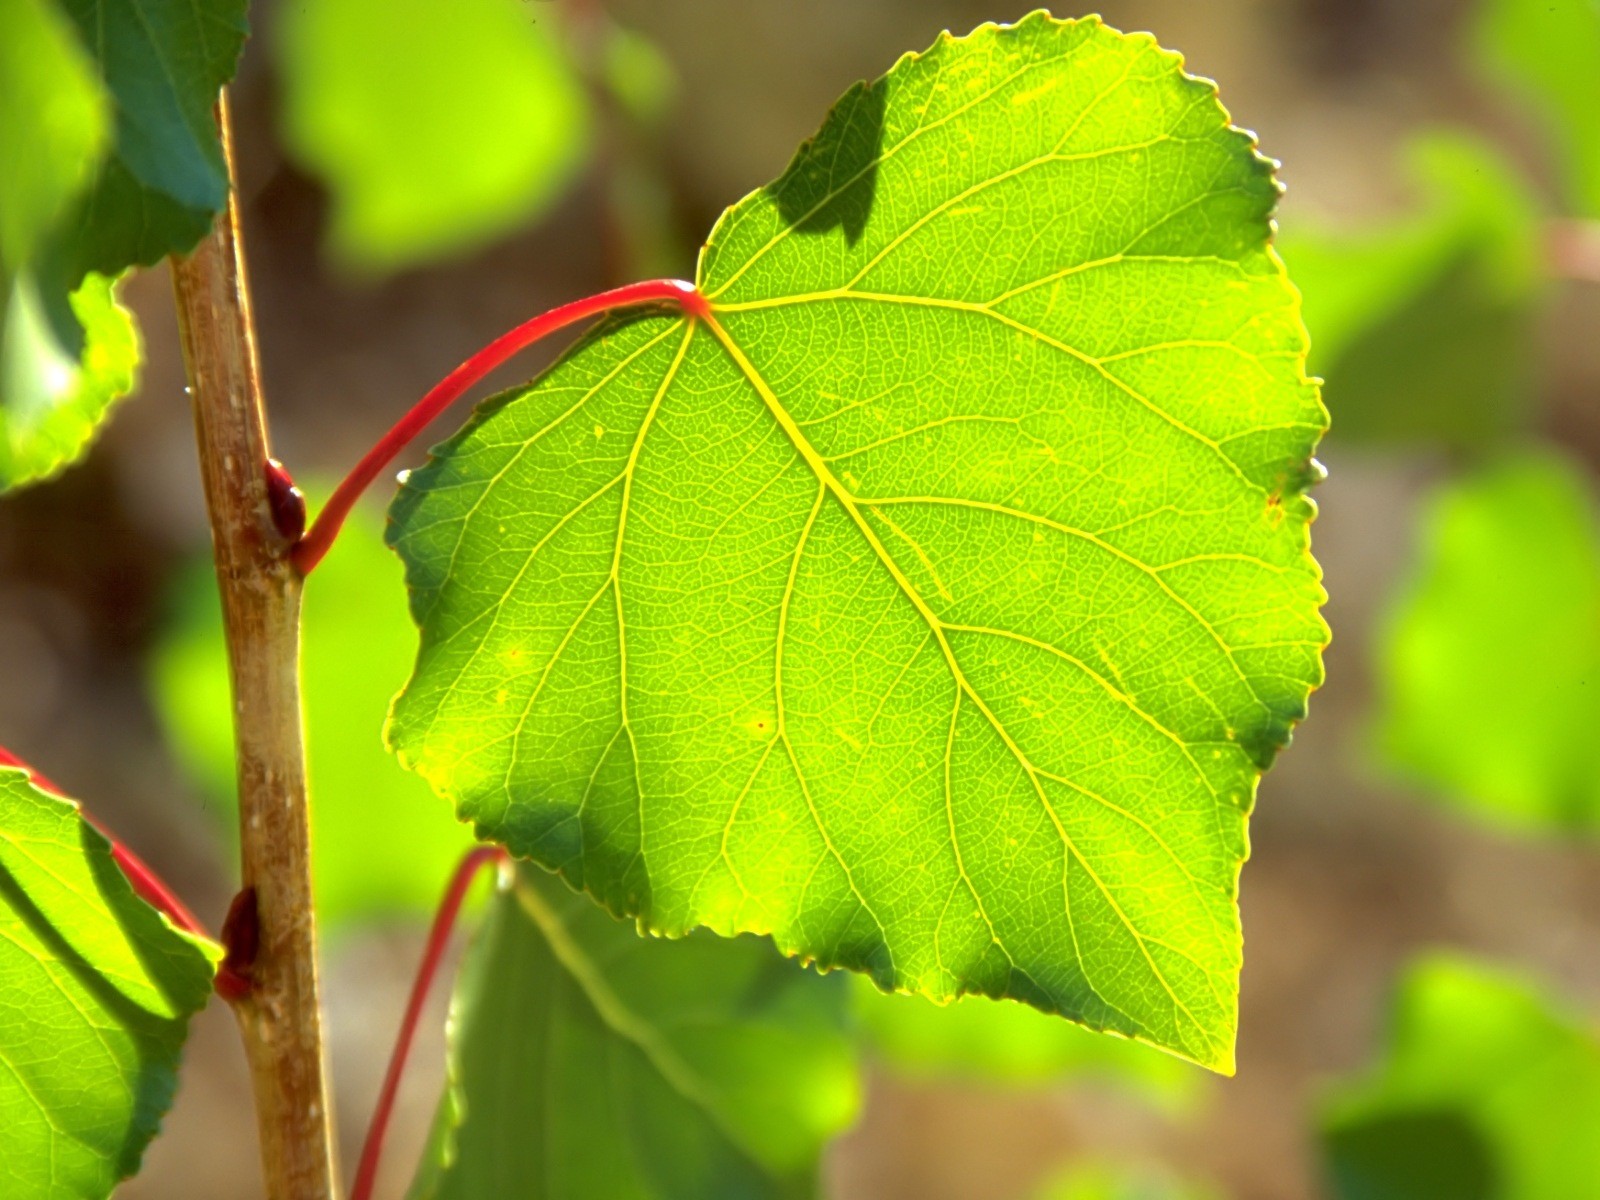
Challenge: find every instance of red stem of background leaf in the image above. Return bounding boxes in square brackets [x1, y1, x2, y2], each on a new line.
[292, 278, 708, 575]
[351, 844, 509, 1200]
[0, 745, 254, 995]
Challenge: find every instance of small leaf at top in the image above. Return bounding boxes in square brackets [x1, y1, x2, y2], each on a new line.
[408, 867, 858, 1200]
[1373, 450, 1600, 838]
[2, 0, 246, 494]
[387, 12, 1327, 1072]
[49, 0, 248, 280]
[0, 766, 218, 1200]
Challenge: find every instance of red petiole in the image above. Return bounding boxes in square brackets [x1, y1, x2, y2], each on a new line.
[0, 745, 252, 998]
[292, 278, 708, 575]
[350, 844, 509, 1200]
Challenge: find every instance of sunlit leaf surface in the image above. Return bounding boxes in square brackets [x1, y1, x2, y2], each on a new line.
[0, 767, 217, 1200]
[2, 0, 245, 493]
[388, 13, 1327, 1071]
[1374, 450, 1600, 837]
[409, 867, 858, 1200]
[1321, 955, 1600, 1200]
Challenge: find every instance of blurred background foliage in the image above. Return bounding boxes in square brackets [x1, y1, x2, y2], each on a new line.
[2, 0, 1599, 1198]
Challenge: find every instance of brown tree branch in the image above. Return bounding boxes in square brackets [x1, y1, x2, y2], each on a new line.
[170, 92, 338, 1200]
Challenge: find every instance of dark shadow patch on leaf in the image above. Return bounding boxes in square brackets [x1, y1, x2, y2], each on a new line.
[764, 76, 888, 246]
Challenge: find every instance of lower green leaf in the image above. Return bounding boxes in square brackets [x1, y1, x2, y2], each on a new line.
[410, 866, 859, 1200]
[0, 767, 218, 1200]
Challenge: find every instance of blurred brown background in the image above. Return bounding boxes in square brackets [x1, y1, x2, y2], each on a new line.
[1, 2, 1597, 1197]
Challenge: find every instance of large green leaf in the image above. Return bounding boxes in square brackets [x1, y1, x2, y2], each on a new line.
[854, 980, 1199, 1109]
[1320, 955, 1600, 1200]
[409, 867, 859, 1200]
[153, 497, 477, 929]
[0, 766, 218, 1200]
[388, 13, 1327, 1072]
[1472, 0, 1600, 217]
[276, 0, 589, 273]
[1373, 450, 1600, 837]
[1279, 133, 1543, 451]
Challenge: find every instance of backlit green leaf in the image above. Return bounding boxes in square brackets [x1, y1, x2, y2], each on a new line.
[1321, 955, 1600, 1200]
[1472, 0, 1600, 217]
[277, 0, 589, 273]
[388, 13, 1327, 1072]
[153, 498, 476, 928]
[409, 866, 858, 1200]
[0, 767, 218, 1200]
[1279, 133, 1543, 450]
[1373, 450, 1600, 836]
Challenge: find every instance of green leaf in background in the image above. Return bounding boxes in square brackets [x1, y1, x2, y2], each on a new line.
[1279, 133, 1543, 450]
[1472, 0, 1600, 217]
[1320, 954, 1600, 1200]
[0, 0, 107, 278]
[49, 0, 249, 279]
[1373, 450, 1600, 837]
[854, 980, 1200, 1111]
[154, 499, 477, 929]
[387, 13, 1326, 1073]
[2, 0, 247, 494]
[0, 766, 218, 1200]
[409, 866, 859, 1200]
[1035, 1161, 1222, 1200]
[0, 0, 129, 495]
[1, 270, 138, 491]
[276, 0, 589, 273]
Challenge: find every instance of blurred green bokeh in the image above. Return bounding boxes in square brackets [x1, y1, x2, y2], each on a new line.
[154, 496, 477, 930]
[1373, 450, 1600, 838]
[276, 0, 590, 274]
[1322, 955, 1600, 1200]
